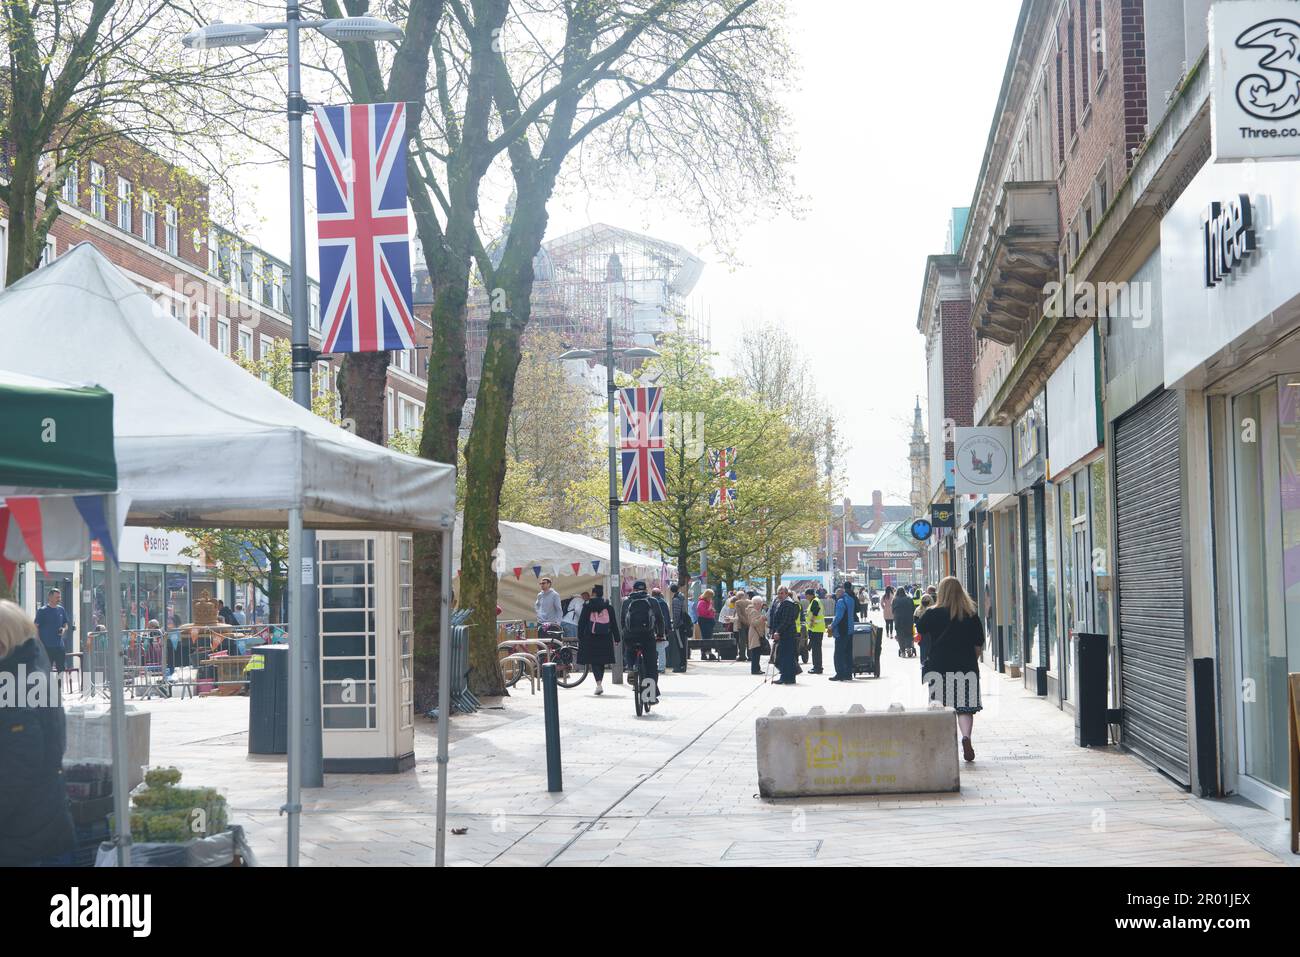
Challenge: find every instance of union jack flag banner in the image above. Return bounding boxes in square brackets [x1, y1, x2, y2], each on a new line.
[313, 102, 416, 354]
[618, 386, 667, 503]
[708, 447, 737, 511]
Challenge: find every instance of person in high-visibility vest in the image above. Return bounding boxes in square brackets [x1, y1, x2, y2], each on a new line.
[803, 587, 827, 674]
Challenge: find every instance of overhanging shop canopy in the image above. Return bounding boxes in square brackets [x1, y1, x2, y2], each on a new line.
[0, 369, 116, 495]
[0, 244, 454, 531]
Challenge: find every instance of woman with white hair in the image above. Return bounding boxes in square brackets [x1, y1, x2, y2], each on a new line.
[922, 577, 986, 763]
[0, 599, 76, 865]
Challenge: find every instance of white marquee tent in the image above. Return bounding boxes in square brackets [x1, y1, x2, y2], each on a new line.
[0, 244, 454, 529]
[451, 516, 667, 621]
[0, 243, 457, 865]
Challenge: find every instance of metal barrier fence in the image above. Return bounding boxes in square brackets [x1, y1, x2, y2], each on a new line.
[77, 624, 289, 700]
[448, 608, 478, 714]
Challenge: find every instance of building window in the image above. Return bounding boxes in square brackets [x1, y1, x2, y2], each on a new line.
[140, 193, 156, 245]
[250, 254, 264, 303]
[398, 396, 422, 434]
[39, 236, 56, 268]
[90, 163, 106, 219]
[259, 334, 274, 365]
[208, 229, 219, 274]
[394, 349, 411, 373]
[1094, 0, 1106, 76]
[387, 388, 395, 438]
[116, 177, 132, 232]
[272, 264, 284, 312]
[164, 204, 178, 256]
[230, 242, 243, 295]
[238, 327, 254, 359]
[217, 316, 230, 355]
[1066, 13, 1078, 137]
[1078, 0, 1090, 111]
[61, 160, 78, 206]
[1093, 163, 1110, 220]
[1055, 53, 1065, 164]
[197, 304, 211, 345]
[309, 286, 320, 331]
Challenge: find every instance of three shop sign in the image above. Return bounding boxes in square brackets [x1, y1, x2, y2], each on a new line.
[1210, 1, 1300, 161]
[1203, 193, 1257, 287]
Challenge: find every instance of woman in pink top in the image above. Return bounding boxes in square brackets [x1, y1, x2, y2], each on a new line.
[696, 589, 716, 643]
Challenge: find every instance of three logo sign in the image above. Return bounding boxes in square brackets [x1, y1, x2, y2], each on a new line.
[1234, 18, 1300, 121]
[1202, 193, 1257, 287]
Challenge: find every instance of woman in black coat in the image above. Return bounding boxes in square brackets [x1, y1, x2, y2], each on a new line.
[891, 586, 916, 656]
[577, 584, 619, 696]
[0, 600, 75, 866]
[921, 577, 985, 763]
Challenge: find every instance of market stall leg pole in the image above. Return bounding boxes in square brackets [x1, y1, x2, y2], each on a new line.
[606, 290, 623, 683]
[286, 504, 303, 867]
[286, 0, 323, 790]
[104, 558, 131, 866]
[435, 527, 453, 867]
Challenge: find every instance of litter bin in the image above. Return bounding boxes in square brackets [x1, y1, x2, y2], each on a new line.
[248, 644, 288, 754]
[1075, 632, 1108, 747]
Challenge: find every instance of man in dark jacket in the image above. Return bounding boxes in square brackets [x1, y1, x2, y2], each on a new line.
[622, 581, 666, 705]
[1, 600, 75, 866]
[669, 583, 690, 672]
[892, 586, 917, 656]
[829, 585, 855, 680]
[769, 587, 801, 684]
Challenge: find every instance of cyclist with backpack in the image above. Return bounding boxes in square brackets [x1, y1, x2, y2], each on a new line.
[622, 580, 666, 706]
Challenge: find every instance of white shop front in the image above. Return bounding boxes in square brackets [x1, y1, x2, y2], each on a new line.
[1162, 153, 1300, 816]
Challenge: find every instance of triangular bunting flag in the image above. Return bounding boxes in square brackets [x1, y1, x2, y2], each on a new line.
[532, 564, 542, 578]
[74, 495, 119, 567]
[571, 562, 580, 575]
[512, 567, 523, 580]
[592, 560, 601, 573]
[6, 498, 47, 572]
[0, 507, 15, 587]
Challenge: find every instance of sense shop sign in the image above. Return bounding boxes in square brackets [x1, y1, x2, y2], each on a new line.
[1203, 194, 1257, 287]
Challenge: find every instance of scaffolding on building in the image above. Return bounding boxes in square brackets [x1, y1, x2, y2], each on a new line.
[462, 223, 708, 423]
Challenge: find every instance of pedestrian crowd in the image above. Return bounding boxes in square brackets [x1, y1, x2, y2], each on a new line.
[537, 573, 985, 760]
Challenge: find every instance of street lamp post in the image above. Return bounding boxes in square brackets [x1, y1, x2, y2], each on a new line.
[183, 3, 404, 868]
[557, 318, 659, 687]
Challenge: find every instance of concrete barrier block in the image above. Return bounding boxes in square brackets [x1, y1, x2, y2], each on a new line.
[756, 705, 960, 798]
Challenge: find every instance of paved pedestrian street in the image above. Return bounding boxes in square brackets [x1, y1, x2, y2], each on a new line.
[127, 626, 1295, 867]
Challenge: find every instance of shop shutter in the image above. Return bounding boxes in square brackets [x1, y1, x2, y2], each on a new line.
[1113, 389, 1189, 785]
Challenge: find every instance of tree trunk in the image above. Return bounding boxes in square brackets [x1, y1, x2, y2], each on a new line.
[411, 235, 471, 709]
[337, 352, 391, 445]
[458, 191, 551, 696]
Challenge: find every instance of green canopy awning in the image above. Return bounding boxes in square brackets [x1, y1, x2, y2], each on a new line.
[0, 370, 117, 494]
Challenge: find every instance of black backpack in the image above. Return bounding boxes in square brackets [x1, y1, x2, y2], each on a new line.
[626, 594, 653, 633]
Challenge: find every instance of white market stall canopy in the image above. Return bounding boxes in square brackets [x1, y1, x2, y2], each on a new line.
[451, 515, 663, 578]
[0, 244, 454, 531]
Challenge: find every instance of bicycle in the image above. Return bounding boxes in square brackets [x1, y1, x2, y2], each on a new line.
[626, 639, 656, 716]
[502, 624, 588, 690]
